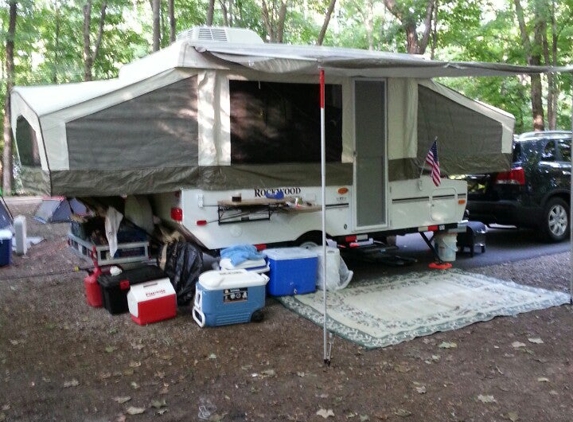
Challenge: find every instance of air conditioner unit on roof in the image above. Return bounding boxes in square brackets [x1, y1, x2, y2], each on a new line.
[177, 26, 264, 44]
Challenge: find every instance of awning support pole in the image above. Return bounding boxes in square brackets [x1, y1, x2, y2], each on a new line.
[320, 68, 332, 366]
[569, 84, 573, 305]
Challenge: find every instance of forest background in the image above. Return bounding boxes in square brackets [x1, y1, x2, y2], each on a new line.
[0, 0, 572, 195]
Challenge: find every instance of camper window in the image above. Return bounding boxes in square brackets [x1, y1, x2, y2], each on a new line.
[229, 80, 342, 164]
[16, 116, 41, 167]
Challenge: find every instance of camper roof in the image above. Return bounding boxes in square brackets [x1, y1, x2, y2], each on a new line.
[116, 30, 550, 82]
[9, 27, 552, 197]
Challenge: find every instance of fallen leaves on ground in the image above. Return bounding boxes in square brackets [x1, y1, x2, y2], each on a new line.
[506, 411, 519, 421]
[126, 406, 145, 415]
[438, 342, 457, 349]
[477, 394, 496, 403]
[316, 408, 335, 418]
[63, 379, 79, 388]
[150, 399, 167, 409]
[394, 408, 412, 417]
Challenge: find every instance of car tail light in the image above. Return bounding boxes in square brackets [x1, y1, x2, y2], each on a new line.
[495, 167, 525, 185]
[171, 207, 183, 222]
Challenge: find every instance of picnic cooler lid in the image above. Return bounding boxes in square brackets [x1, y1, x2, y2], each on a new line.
[262, 247, 318, 260]
[127, 278, 175, 302]
[198, 269, 269, 290]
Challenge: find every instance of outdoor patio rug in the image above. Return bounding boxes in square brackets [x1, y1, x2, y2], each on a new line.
[276, 269, 570, 349]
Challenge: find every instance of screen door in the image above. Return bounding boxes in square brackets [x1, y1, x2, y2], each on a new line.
[354, 80, 387, 228]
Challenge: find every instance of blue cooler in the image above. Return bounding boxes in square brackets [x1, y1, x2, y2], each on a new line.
[263, 247, 318, 296]
[193, 269, 269, 327]
[0, 230, 12, 266]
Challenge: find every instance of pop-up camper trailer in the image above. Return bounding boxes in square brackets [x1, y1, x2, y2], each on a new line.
[11, 27, 534, 252]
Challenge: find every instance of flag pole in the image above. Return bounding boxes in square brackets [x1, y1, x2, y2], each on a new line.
[420, 136, 438, 178]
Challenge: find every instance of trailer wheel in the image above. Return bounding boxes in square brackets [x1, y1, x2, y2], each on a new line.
[295, 231, 324, 249]
[540, 197, 569, 243]
[251, 310, 264, 323]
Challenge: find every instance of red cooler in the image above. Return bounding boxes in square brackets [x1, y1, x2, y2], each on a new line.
[127, 278, 177, 325]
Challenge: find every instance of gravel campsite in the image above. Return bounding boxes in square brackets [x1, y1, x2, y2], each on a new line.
[1, 197, 572, 422]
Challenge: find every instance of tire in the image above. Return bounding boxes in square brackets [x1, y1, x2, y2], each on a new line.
[540, 197, 570, 243]
[251, 310, 264, 323]
[295, 231, 324, 249]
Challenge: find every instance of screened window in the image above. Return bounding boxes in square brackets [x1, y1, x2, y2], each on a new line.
[229, 80, 342, 164]
[15, 117, 41, 167]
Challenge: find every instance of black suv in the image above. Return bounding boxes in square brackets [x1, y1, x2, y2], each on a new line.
[465, 131, 571, 242]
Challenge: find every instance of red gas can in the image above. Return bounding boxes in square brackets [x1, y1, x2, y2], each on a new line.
[84, 267, 103, 307]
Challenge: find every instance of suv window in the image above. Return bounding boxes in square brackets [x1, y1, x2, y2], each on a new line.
[557, 139, 571, 162]
[512, 143, 521, 163]
[542, 140, 556, 161]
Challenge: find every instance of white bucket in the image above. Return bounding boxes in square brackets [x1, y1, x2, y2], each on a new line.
[434, 233, 457, 262]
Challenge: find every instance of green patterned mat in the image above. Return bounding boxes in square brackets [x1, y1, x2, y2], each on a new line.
[277, 269, 570, 349]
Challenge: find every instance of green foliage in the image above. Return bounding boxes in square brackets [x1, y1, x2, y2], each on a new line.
[2, 0, 573, 159]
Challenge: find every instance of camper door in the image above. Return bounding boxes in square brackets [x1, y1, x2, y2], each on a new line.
[354, 79, 388, 230]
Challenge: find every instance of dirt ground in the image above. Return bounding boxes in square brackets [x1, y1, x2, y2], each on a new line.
[1, 197, 572, 422]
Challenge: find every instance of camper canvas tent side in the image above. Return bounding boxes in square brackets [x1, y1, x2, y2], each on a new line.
[10, 26, 539, 253]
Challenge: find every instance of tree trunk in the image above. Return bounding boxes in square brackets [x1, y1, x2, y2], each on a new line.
[261, 0, 273, 41]
[207, 0, 215, 26]
[276, 1, 287, 43]
[404, 19, 419, 54]
[543, 0, 558, 130]
[83, 2, 93, 81]
[168, 0, 176, 43]
[514, 0, 545, 131]
[3, 1, 17, 196]
[152, 0, 160, 51]
[365, 0, 374, 50]
[317, 0, 337, 46]
[83, 1, 107, 82]
[384, 0, 436, 54]
[261, 0, 287, 42]
[418, 0, 435, 55]
[53, 2, 61, 83]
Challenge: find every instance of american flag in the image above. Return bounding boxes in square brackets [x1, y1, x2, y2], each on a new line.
[425, 140, 441, 186]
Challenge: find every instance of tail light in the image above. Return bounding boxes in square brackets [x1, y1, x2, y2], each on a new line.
[495, 167, 525, 185]
[171, 207, 183, 222]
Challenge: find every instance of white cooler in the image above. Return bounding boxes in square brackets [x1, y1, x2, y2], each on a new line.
[127, 278, 177, 325]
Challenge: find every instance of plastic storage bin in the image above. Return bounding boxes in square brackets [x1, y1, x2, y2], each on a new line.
[193, 269, 268, 327]
[0, 229, 12, 266]
[263, 247, 318, 296]
[98, 266, 169, 314]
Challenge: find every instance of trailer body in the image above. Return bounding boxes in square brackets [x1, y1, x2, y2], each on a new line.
[11, 27, 519, 250]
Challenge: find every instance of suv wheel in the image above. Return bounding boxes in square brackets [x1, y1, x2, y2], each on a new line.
[541, 197, 570, 242]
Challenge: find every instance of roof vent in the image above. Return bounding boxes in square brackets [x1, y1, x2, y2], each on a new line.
[177, 26, 264, 44]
